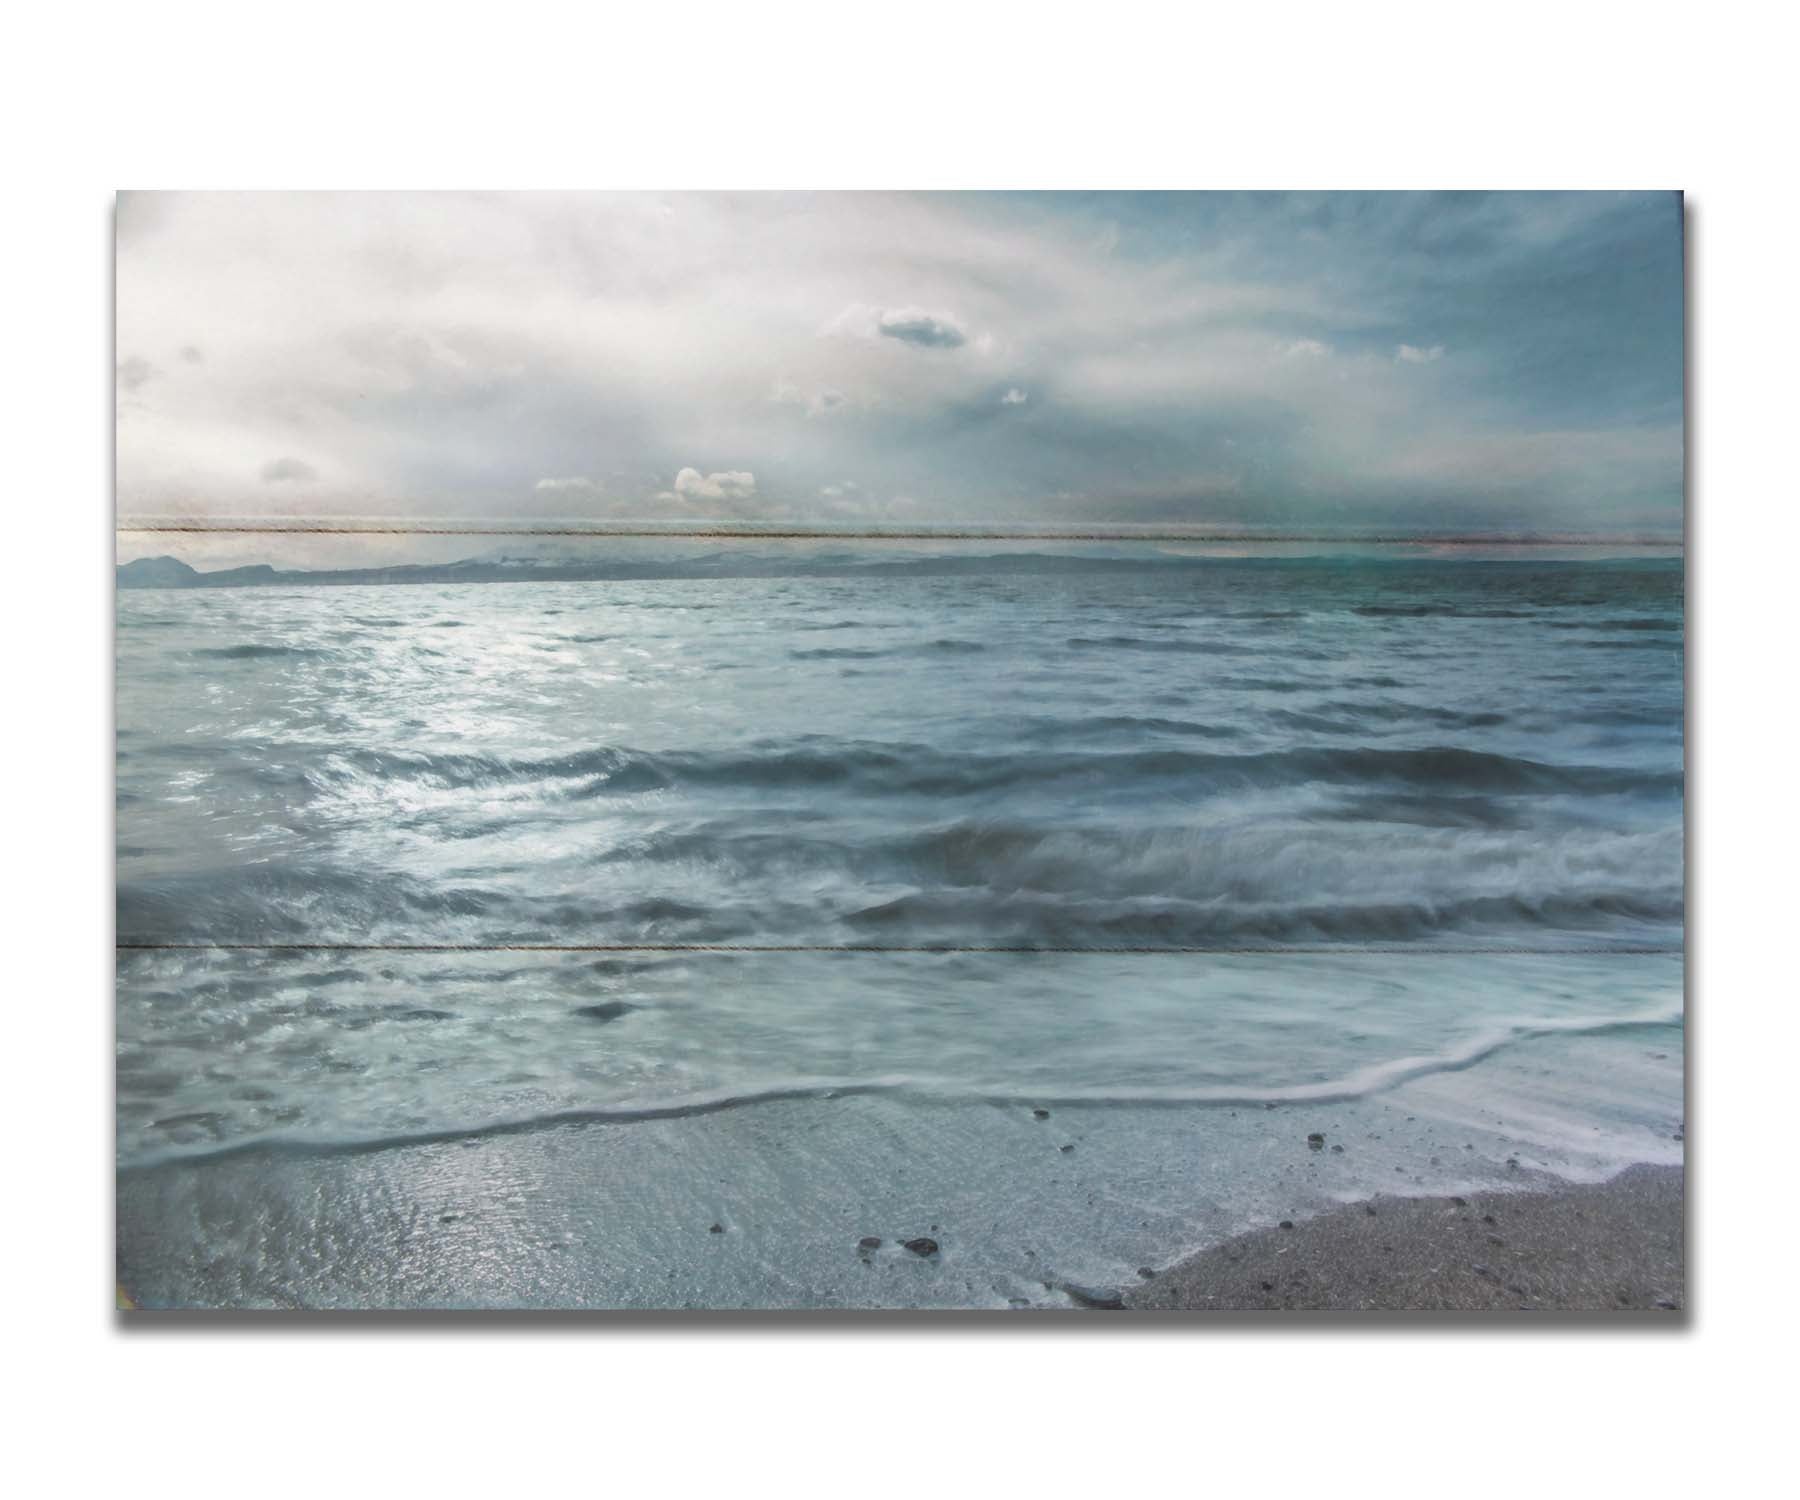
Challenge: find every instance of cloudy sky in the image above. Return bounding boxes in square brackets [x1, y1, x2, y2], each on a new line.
[116, 191, 1682, 538]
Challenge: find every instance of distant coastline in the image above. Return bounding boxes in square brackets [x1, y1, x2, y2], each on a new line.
[117, 547, 1684, 590]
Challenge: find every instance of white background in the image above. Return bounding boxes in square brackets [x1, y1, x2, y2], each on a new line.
[4, 3, 1793, 1495]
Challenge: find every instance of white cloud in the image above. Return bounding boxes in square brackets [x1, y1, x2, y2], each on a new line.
[1284, 338, 1332, 359]
[1396, 343, 1446, 364]
[534, 475, 601, 494]
[772, 379, 849, 418]
[673, 467, 756, 502]
[1001, 387, 1029, 405]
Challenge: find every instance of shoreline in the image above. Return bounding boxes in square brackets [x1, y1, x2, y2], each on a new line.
[116, 1004, 1684, 1312]
[1125, 1162, 1683, 1312]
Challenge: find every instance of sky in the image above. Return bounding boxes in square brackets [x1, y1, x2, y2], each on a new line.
[116, 191, 1683, 540]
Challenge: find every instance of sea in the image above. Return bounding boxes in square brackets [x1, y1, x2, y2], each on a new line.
[115, 550, 1685, 1308]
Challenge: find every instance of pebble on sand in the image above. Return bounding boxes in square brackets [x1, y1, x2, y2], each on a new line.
[1032, 1109, 1050, 1120]
[708, 1223, 724, 1234]
[1307, 1132, 1326, 1150]
[903, 1237, 940, 1257]
[858, 1236, 882, 1251]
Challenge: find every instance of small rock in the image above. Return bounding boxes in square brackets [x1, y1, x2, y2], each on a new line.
[1306, 1132, 1326, 1149]
[1506, 1157, 1520, 1170]
[903, 1237, 939, 1257]
[1137, 1267, 1156, 1279]
[1032, 1108, 1050, 1120]
[709, 1223, 724, 1234]
[1450, 1196, 1468, 1207]
[1278, 1220, 1295, 1230]
[1260, 1280, 1275, 1291]
[858, 1236, 882, 1251]
[1482, 1214, 1497, 1225]
[1060, 1144, 1075, 1154]
[1330, 1144, 1344, 1153]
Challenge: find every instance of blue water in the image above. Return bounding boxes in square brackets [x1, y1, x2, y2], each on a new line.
[114, 553, 1684, 1306]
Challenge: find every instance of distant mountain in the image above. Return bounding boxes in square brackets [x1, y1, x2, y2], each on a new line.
[116, 556, 200, 588]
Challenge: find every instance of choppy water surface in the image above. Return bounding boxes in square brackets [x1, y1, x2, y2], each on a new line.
[115, 555, 1683, 1305]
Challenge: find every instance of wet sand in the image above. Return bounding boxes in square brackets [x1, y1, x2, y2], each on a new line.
[1126, 1163, 1683, 1312]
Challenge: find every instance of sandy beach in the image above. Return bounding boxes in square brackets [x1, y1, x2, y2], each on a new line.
[1126, 1162, 1683, 1312]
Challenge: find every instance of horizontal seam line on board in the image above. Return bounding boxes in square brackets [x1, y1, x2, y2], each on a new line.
[112, 525, 1680, 546]
[115, 942, 1683, 955]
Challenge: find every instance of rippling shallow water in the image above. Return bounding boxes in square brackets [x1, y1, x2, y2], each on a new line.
[115, 555, 1683, 1306]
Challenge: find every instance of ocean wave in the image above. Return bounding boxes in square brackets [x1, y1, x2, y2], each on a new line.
[118, 811, 1682, 947]
[1351, 605, 1540, 619]
[1066, 635, 1260, 656]
[293, 741, 1679, 804]
[117, 1002, 1682, 1171]
[1012, 714, 1243, 742]
[192, 644, 323, 661]
[842, 888, 1681, 946]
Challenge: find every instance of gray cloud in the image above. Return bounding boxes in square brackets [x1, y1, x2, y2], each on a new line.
[877, 307, 967, 349]
[117, 356, 155, 392]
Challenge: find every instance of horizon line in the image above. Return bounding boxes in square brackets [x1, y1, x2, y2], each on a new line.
[115, 520, 1685, 548]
